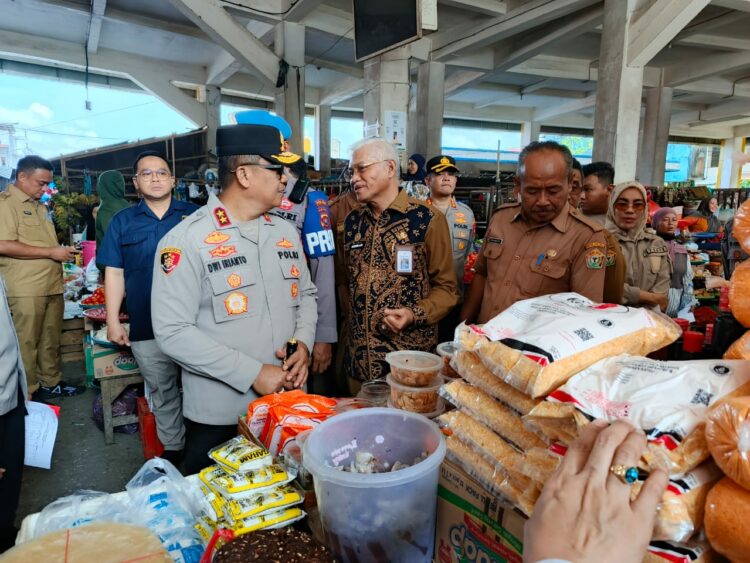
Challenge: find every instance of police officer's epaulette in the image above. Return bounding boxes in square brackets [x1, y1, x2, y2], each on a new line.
[569, 208, 604, 232]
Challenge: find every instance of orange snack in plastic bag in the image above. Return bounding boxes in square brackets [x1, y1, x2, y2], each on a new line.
[723, 330, 750, 360]
[705, 396, 750, 490]
[704, 476, 750, 562]
[733, 197, 750, 255]
[729, 260, 750, 328]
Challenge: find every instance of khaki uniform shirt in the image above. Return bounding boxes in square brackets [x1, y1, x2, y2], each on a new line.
[151, 194, 318, 425]
[427, 197, 476, 296]
[339, 189, 459, 381]
[602, 230, 626, 305]
[475, 203, 608, 322]
[0, 185, 63, 297]
[614, 229, 672, 306]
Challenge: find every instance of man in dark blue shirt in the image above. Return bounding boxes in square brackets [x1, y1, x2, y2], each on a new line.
[98, 151, 198, 466]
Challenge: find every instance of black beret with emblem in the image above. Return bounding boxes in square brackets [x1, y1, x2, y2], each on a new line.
[426, 155, 460, 174]
[216, 124, 302, 166]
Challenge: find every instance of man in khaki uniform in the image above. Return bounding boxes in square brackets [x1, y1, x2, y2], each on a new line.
[461, 142, 608, 324]
[338, 138, 458, 390]
[569, 159, 625, 305]
[0, 156, 80, 401]
[151, 125, 317, 474]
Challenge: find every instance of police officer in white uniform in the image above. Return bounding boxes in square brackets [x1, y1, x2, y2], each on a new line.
[151, 124, 318, 474]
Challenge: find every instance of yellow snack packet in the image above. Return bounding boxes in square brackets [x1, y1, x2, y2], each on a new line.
[201, 463, 296, 499]
[224, 484, 304, 526]
[208, 435, 272, 473]
[232, 507, 306, 535]
[199, 484, 227, 522]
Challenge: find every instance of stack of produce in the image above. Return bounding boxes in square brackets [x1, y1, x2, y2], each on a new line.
[440, 293, 679, 517]
[385, 350, 445, 416]
[195, 435, 305, 541]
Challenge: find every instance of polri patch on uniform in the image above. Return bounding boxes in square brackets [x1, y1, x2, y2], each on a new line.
[160, 247, 182, 275]
[276, 238, 294, 249]
[214, 207, 231, 227]
[586, 249, 605, 269]
[224, 292, 248, 315]
[209, 245, 237, 258]
[227, 273, 242, 288]
[291, 282, 298, 299]
[204, 231, 230, 244]
[488, 237, 503, 245]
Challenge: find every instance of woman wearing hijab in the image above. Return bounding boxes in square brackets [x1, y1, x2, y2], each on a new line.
[95, 170, 130, 250]
[403, 154, 426, 183]
[651, 207, 697, 317]
[606, 181, 671, 311]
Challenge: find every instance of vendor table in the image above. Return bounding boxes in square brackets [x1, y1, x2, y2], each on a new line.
[96, 370, 144, 444]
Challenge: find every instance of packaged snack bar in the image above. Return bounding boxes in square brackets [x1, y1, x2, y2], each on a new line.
[452, 350, 541, 415]
[441, 379, 546, 451]
[644, 540, 716, 563]
[199, 464, 295, 500]
[209, 436, 272, 474]
[457, 293, 679, 398]
[633, 463, 722, 543]
[518, 446, 564, 484]
[437, 409, 527, 488]
[224, 484, 304, 527]
[260, 403, 333, 456]
[445, 434, 522, 509]
[232, 507, 306, 536]
[526, 354, 750, 474]
[705, 396, 750, 490]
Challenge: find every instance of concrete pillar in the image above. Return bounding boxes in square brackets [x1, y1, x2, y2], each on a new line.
[637, 84, 672, 186]
[274, 21, 305, 154]
[719, 136, 745, 189]
[205, 84, 221, 157]
[414, 61, 445, 159]
[592, 0, 644, 183]
[521, 121, 541, 146]
[363, 46, 410, 154]
[315, 104, 331, 175]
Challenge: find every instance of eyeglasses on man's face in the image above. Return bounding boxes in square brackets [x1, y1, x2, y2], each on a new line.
[343, 159, 390, 182]
[137, 169, 171, 181]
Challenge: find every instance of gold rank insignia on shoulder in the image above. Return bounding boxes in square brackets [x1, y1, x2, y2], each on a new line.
[214, 207, 231, 227]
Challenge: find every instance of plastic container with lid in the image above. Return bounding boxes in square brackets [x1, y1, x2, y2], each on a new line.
[387, 398, 445, 419]
[436, 342, 460, 379]
[356, 380, 390, 407]
[386, 373, 443, 413]
[385, 351, 442, 387]
[301, 407, 446, 563]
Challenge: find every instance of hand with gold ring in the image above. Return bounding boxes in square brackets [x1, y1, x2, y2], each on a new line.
[523, 420, 668, 563]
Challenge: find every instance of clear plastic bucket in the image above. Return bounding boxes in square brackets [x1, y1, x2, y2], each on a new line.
[301, 407, 446, 563]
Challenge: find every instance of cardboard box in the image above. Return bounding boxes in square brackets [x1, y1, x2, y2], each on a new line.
[93, 344, 140, 379]
[435, 460, 526, 563]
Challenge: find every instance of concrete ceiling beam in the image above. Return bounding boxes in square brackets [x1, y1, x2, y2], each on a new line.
[86, 0, 107, 54]
[167, 0, 280, 85]
[437, 0, 507, 16]
[664, 50, 750, 87]
[627, 0, 710, 67]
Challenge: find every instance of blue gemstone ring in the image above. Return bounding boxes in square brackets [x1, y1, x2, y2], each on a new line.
[609, 464, 639, 485]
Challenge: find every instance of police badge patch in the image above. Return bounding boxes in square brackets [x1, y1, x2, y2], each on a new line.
[160, 247, 182, 275]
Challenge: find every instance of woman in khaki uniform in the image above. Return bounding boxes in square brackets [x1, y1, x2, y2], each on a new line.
[606, 181, 671, 311]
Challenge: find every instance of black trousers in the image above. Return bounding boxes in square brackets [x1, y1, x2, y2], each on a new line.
[182, 418, 237, 476]
[0, 388, 25, 553]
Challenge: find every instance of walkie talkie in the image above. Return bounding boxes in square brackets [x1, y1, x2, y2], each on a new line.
[288, 175, 310, 204]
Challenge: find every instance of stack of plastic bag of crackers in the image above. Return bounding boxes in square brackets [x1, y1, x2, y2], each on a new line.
[437, 293, 750, 563]
[194, 435, 305, 542]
